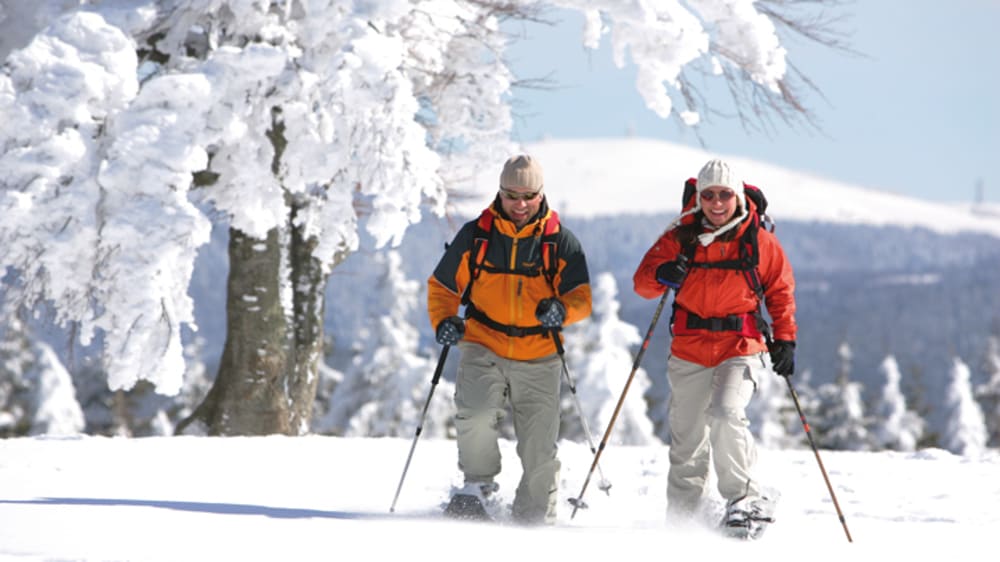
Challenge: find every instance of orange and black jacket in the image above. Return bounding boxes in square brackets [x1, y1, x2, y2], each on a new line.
[633, 198, 796, 367]
[428, 198, 592, 360]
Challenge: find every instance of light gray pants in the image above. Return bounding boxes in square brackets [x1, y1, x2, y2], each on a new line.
[666, 353, 763, 516]
[454, 342, 562, 524]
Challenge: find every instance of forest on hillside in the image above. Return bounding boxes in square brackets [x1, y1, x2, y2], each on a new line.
[4, 216, 999, 456]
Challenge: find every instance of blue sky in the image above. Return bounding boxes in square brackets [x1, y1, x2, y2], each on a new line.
[504, 1, 999, 203]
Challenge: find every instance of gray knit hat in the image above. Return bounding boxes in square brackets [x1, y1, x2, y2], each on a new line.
[499, 155, 544, 190]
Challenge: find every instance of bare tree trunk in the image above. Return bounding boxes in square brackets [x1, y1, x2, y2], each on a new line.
[178, 227, 291, 434]
[176, 108, 340, 436]
[285, 203, 326, 431]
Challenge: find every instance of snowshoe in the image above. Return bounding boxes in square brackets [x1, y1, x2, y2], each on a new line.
[721, 494, 778, 540]
[443, 481, 499, 522]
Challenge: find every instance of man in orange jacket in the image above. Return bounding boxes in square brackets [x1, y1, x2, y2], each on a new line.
[633, 158, 796, 538]
[428, 154, 592, 524]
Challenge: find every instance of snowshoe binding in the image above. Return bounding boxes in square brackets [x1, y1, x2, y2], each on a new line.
[721, 494, 778, 540]
[444, 481, 499, 522]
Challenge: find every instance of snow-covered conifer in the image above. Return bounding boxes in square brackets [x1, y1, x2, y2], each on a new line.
[562, 272, 657, 446]
[974, 335, 1000, 447]
[0, 305, 84, 436]
[871, 355, 923, 451]
[941, 356, 987, 456]
[813, 341, 871, 450]
[747, 365, 797, 449]
[318, 251, 453, 437]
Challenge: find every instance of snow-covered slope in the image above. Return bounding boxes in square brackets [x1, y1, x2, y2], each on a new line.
[0, 435, 997, 560]
[453, 138, 1000, 238]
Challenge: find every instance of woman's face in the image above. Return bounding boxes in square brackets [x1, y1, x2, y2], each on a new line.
[699, 186, 738, 227]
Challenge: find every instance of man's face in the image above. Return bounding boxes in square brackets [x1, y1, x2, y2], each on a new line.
[499, 185, 543, 229]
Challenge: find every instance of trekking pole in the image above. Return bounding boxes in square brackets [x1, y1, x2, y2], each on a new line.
[389, 344, 450, 513]
[551, 334, 612, 495]
[569, 287, 672, 518]
[783, 375, 854, 543]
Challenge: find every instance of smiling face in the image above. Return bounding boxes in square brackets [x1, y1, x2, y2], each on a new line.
[499, 186, 543, 229]
[699, 186, 738, 227]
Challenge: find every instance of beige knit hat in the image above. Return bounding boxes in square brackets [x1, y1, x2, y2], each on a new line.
[499, 155, 544, 190]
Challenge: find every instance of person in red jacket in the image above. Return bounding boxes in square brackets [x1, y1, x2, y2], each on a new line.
[633, 158, 796, 537]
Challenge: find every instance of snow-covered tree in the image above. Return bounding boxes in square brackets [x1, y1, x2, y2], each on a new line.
[0, 303, 84, 437]
[779, 367, 819, 449]
[974, 335, 1000, 447]
[747, 364, 798, 449]
[562, 272, 657, 446]
[940, 356, 987, 456]
[813, 341, 871, 450]
[643, 366, 672, 444]
[1, 1, 846, 435]
[317, 251, 454, 438]
[871, 355, 923, 452]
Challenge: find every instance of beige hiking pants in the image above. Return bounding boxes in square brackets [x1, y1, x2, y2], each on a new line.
[666, 353, 765, 516]
[453, 342, 562, 524]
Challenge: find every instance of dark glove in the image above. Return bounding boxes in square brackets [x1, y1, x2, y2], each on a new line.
[535, 298, 566, 329]
[768, 339, 796, 377]
[435, 316, 465, 346]
[655, 256, 688, 289]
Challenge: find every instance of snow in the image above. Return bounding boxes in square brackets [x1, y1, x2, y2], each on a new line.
[1, 435, 997, 560]
[3, 1, 999, 402]
[1, 3, 999, 558]
[465, 138, 1000, 238]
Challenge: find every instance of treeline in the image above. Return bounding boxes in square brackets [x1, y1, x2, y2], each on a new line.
[4, 264, 999, 459]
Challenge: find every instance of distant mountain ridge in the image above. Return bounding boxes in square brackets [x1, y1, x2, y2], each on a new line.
[451, 138, 1000, 239]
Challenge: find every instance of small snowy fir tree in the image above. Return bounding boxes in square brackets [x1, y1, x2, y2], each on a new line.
[747, 363, 798, 449]
[784, 368, 819, 448]
[813, 341, 871, 450]
[317, 251, 454, 438]
[871, 355, 924, 451]
[940, 356, 987, 456]
[562, 272, 658, 446]
[0, 310, 84, 437]
[643, 367, 672, 444]
[974, 335, 1000, 447]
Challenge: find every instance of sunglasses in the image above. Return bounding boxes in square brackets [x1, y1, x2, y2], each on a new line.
[700, 189, 736, 202]
[499, 186, 543, 201]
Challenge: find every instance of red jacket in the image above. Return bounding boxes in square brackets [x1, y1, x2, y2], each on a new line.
[633, 200, 796, 367]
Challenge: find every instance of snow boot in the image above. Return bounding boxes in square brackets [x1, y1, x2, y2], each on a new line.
[444, 481, 499, 521]
[721, 494, 778, 540]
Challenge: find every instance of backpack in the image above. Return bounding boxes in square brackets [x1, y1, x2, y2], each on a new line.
[459, 208, 561, 337]
[674, 178, 776, 342]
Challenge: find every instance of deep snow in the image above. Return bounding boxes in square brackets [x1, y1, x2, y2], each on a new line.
[1, 435, 996, 560]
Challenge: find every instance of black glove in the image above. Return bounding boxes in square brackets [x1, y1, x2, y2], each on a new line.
[435, 316, 465, 346]
[535, 298, 566, 329]
[768, 339, 796, 377]
[655, 256, 688, 289]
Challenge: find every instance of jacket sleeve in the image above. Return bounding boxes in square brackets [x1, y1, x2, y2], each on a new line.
[633, 230, 680, 299]
[427, 222, 475, 332]
[553, 227, 592, 326]
[757, 230, 797, 342]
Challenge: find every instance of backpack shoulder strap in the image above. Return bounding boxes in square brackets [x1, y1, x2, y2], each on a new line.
[461, 209, 494, 305]
[540, 211, 560, 286]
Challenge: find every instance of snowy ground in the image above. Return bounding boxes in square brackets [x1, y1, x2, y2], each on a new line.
[1, 436, 996, 561]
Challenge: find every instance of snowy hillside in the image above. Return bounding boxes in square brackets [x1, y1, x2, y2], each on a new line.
[321, 137, 1000, 392]
[452, 138, 1000, 238]
[0, 436, 996, 560]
